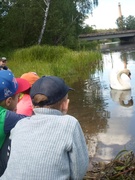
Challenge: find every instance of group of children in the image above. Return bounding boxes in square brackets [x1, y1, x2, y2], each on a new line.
[0, 57, 89, 180]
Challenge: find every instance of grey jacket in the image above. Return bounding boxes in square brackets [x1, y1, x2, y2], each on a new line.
[1, 108, 89, 180]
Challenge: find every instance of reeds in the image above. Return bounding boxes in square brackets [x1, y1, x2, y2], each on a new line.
[7, 45, 102, 83]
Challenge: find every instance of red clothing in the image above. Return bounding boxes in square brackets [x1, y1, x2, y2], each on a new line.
[16, 94, 33, 116]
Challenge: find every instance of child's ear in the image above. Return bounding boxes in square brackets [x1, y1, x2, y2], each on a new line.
[60, 99, 70, 115]
[5, 97, 12, 107]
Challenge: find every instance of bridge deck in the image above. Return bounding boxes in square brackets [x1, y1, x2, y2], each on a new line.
[79, 30, 135, 41]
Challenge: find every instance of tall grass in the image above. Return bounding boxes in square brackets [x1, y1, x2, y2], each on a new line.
[7, 45, 102, 84]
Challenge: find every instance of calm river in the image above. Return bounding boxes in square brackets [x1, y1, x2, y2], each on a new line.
[68, 42, 135, 164]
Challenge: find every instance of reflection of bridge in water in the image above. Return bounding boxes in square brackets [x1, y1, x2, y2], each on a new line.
[100, 42, 135, 53]
[79, 30, 135, 42]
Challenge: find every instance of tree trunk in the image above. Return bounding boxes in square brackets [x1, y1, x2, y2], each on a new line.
[38, 0, 51, 45]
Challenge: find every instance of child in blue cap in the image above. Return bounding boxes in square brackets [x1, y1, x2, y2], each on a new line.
[0, 70, 31, 176]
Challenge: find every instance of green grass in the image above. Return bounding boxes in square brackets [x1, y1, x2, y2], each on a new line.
[4, 45, 102, 84]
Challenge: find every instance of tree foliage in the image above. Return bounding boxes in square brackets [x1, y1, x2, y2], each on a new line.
[125, 15, 135, 30]
[116, 15, 135, 31]
[116, 16, 126, 30]
[81, 25, 97, 34]
[0, 0, 98, 49]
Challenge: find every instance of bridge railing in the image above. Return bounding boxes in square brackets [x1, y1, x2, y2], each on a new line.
[79, 30, 135, 38]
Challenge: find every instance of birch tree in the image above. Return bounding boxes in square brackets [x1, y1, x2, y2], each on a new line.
[38, 0, 51, 45]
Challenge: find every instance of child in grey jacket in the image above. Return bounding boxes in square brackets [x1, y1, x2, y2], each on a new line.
[1, 75, 89, 180]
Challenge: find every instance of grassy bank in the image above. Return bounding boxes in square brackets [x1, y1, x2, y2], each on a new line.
[5, 45, 102, 84]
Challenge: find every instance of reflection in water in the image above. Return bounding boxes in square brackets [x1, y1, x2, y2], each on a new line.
[69, 74, 110, 159]
[110, 89, 133, 107]
[69, 47, 135, 165]
[83, 75, 110, 158]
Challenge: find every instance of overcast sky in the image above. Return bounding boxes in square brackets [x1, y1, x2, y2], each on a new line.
[84, 0, 135, 29]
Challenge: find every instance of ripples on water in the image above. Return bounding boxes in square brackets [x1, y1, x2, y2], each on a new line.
[68, 43, 135, 164]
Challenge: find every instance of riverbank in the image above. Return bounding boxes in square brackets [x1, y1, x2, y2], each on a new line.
[83, 150, 135, 180]
[6, 45, 102, 84]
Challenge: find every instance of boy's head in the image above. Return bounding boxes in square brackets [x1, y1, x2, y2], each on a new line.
[0, 57, 7, 67]
[20, 72, 40, 87]
[30, 76, 73, 113]
[0, 70, 31, 111]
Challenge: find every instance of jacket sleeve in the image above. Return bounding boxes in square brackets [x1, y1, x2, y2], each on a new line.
[4, 110, 27, 134]
[69, 122, 89, 180]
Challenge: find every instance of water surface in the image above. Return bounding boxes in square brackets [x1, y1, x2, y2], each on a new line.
[68, 44, 135, 163]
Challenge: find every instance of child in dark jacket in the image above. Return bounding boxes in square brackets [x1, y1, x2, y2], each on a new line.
[0, 70, 31, 176]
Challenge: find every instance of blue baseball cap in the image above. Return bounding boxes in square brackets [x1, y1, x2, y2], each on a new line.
[30, 76, 73, 106]
[0, 70, 31, 101]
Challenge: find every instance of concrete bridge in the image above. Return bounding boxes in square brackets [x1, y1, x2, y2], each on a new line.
[79, 30, 135, 42]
